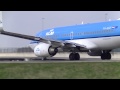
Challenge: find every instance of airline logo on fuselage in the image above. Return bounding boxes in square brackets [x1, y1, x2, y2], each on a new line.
[103, 26, 118, 30]
[46, 29, 54, 36]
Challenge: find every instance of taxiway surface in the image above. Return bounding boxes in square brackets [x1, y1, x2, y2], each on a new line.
[0, 57, 119, 63]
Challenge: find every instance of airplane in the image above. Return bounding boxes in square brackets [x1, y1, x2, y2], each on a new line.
[0, 19, 120, 60]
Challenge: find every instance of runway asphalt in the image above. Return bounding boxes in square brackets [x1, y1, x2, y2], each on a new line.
[0, 57, 120, 63]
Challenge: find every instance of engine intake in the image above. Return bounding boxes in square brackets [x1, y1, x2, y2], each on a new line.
[48, 46, 58, 56]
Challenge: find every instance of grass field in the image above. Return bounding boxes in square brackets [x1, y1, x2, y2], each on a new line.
[0, 62, 120, 79]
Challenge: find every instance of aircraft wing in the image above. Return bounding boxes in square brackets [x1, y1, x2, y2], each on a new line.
[0, 27, 87, 50]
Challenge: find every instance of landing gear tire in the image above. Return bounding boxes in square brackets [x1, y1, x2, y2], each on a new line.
[74, 53, 80, 60]
[101, 54, 106, 60]
[101, 52, 111, 60]
[69, 53, 75, 60]
[69, 53, 80, 60]
[106, 53, 111, 60]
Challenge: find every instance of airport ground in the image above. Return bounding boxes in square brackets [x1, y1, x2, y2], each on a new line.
[0, 52, 120, 79]
[0, 52, 120, 62]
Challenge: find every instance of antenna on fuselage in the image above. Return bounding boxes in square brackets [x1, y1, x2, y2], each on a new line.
[109, 19, 111, 21]
[81, 21, 83, 24]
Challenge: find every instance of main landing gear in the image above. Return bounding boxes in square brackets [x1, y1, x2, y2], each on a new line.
[101, 51, 111, 60]
[69, 53, 80, 60]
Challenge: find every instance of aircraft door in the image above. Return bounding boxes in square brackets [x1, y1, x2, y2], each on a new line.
[70, 32, 73, 40]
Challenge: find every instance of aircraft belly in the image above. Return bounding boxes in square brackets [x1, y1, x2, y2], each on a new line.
[88, 36, 120, 50]
[68, 39, 98, 49]
[67, 36, 120, 50]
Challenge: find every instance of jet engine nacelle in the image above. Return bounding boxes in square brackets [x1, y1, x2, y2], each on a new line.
[34, 43, 58, 57]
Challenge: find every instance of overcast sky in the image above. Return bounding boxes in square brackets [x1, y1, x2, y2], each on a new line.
[1, 11, 120, 48]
